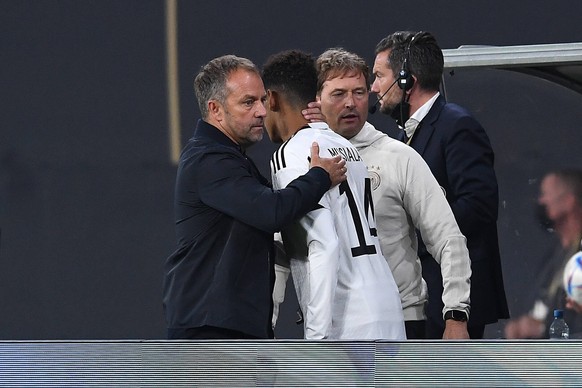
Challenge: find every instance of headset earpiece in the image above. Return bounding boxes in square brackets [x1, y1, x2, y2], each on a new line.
[397, 33, 419, 91]
[397, 68, 414, 91]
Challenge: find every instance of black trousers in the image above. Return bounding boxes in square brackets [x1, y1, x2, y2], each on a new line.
[167, 325, 262, 340]
[405, 320, 426, 339]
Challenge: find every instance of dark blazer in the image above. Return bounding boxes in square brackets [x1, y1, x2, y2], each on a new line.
[410, 95, 509, 332]
[163, 120, 331, 339]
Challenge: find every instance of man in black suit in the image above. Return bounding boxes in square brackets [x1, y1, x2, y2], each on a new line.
[163, 55, 347, 339]
[371, 31, 509, 338]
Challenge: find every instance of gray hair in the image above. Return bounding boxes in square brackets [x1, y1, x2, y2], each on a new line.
[194, 55, 259, 118]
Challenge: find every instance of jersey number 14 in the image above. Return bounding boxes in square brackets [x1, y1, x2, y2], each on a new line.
[339, 178, 377, 257]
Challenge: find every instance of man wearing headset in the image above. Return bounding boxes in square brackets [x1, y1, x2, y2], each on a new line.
[371, 31, 509, 339]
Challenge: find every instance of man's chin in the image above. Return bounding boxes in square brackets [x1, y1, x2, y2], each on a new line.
[241, 133, 264, 148]
[335, 124, 362, 139]
[379, 105, 394, 115]
[252, 133, 264, 143]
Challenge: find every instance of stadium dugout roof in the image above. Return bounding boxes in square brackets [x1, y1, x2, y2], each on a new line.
[442, 42, 582, 94]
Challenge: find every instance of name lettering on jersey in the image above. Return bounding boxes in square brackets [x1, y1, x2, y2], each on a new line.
[328, 147, 362, 162]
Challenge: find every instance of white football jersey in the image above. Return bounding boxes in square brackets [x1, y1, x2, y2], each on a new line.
[270, 122, 405, 340]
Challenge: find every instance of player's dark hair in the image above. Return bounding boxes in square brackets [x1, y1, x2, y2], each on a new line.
[262, 50, 318, 109]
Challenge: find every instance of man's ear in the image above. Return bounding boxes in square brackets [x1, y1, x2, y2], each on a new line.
[267, 89, 280, 112]
[208, 100, 223, 121]
[407, 75, 418, 95]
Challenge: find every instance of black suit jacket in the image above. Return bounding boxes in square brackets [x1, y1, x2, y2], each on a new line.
[410, 95, 509, 329]
[163, 120, 331, 339]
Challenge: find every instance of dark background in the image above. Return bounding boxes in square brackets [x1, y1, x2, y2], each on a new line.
[1, 0, 582, 339]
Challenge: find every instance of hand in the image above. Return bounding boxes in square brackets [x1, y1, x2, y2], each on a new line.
[302, 101, 326, 123]
[566, 297, 582, 314]
[442, 320, 470, 339]
[504, 315, 545, 339]
[310, 142, 346, 187]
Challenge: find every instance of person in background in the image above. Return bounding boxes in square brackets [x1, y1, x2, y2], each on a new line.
[372, 31, 509, 338]
[505, 168, 582, 338]
[263, 49, 405, 340]
[315, 47, 471, 339]
[162, 54, 346, 340]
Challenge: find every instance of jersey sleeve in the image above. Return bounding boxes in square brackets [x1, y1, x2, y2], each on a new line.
[286, 207, 340, 339]
[272, 232, 290, 330]
[272, 137, 339, 338]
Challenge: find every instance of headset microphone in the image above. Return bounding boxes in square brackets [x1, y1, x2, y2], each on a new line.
[368, 78, 399, 114]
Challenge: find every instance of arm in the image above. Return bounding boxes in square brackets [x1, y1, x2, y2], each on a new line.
[195, 144, 343, 234]
[272, 139, 339, 339]
[401, 146, 471, 338]
[272, 232, 290, 331]
[506, 247, 566, 338]
[287, 208, 340, 339]
[504, 297, 547, 338]
[504, 315, 545, 339]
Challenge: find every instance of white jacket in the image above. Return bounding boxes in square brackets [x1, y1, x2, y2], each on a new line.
[349, 122, 471, 320]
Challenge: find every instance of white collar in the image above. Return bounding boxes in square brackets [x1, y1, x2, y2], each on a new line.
[410, 91, 440, 123]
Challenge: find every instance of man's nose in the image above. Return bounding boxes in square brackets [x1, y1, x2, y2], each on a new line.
[345, 93, 355, 108]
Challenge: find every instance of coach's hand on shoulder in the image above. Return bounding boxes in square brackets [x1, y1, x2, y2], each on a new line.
[310, 142, 346, 187]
